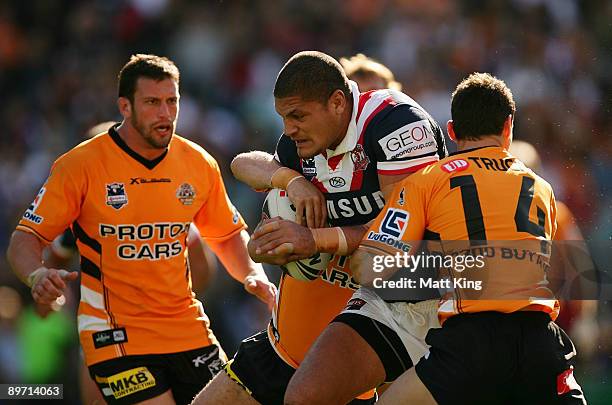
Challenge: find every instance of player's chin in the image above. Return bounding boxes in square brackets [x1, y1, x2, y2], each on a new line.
[296, 143, 320, 159]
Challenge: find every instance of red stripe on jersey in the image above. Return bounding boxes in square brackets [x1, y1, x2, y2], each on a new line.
[360, 96, 395, 139]
[356, 91, 375, 123]
[328, 155, 343, 171]
[377, 160, 437, 175]
[350, 95, 395, 190]
[350, 166, 365, 190]
[311, 177, 328, 193]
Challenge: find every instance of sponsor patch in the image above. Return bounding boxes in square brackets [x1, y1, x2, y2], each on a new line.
[329, 176, 346, 188]
[96, 367, 156, 399]
[301, 158, 317, 176]
[378, 120, 436, 160]
[380, 208, 409, 239]
[93, 327, 128, 348]
[345, 298, 367, 311]
[441, 158, 469, 173]
[176, 183, 196, 205]
[106, 183, 128, 210]
[366, 231, 411, 253]
[350, 144, 370, 171]
[130, 177, 171, 185]
[22, 187, 46, 224]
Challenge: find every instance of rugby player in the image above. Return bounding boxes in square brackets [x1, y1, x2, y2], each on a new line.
[193, 51, 446, 404]
[7, 54, 276, 405]
[350, 73, 586, 404]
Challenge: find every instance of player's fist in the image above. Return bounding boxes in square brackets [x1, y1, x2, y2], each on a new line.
[28, 267, 78, 305]
[286, 177, 327, 229]
[243, 269, 277, 311]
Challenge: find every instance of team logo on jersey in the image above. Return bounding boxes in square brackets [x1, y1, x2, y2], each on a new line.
[350, 144, 370, 171]
[329, 176, 346, 188]
[441, 159, 469, 173]
[380, 208, 409, 239]
[106, 183, 128, 210]
[397, 188, 405, 206]
[176, 183, 196, 205]
[23, 186, 46, 224]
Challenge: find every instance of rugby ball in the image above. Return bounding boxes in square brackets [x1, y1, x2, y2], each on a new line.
[262, 188, 331, 281]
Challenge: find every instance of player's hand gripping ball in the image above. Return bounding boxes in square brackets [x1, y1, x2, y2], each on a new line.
[262, 189, 331, 281]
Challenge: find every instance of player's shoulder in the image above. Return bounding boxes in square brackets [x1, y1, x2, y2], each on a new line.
[171, 134, 220, 169]
[359, 89, 432, 122]
[53, 133, 112, 170]
[404, 154, 463, 187]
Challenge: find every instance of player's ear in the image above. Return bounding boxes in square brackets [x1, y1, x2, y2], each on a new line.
[117, 97, 132, 118]
[328, 89, 346, 115]
[447, 120, 457, 142]
[501, 115, 513, 149]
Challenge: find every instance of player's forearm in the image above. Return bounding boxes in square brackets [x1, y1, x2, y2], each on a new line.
[231, 151, 281, 190]
[311, 224, 369, 256]
[231, 151, 304, 191]
[207, 230, 268, 282]
[351, 245, 400, 287]
[7, 230, 47, 286]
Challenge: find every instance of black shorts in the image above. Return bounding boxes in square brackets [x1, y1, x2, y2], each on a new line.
[332, 312, 413, 382]
[89, 344, 224, 405]
[415, 311, 586, 405]
[226, 330, 376, 405]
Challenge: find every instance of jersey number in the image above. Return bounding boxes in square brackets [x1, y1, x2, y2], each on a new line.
[450, 175, 546, 241]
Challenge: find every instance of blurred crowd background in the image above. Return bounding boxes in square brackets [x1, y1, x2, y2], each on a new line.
[0, 0, 610, 403]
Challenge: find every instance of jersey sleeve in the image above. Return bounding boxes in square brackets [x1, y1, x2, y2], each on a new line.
[370, 105, 446, 175]
[194, 156, 247, 241]
[16, 155, 84, 243]
[360, 177, 427, 255]
[273, 134, 301, 171]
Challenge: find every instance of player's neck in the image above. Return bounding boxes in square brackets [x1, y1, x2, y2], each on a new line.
[116, 122, 168, 160]
[455, 135, 504, 152]
[331, 96, 354, 149]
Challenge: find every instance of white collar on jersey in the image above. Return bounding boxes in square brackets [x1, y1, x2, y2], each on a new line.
[325, 80, 360, 158]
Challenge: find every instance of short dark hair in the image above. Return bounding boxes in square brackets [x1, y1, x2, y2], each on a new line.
[118, 54, 180, 103]
[274, 51, 351, 103]
[451, 73, 516, 140]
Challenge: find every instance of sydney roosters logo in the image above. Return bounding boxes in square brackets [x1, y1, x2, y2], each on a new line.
[350, 144, 370, 171]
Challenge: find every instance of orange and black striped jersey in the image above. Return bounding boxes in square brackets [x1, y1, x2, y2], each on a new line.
[361, 146, 559, 324]
[17, 126, 246, 365]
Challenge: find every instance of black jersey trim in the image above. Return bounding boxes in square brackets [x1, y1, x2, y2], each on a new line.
[423, 229, 441, 240]
[80, 256, 101, 280]
[109, 124, 168, 170]
[73, 221, 101, 254]
[16, 224, 53, 243]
